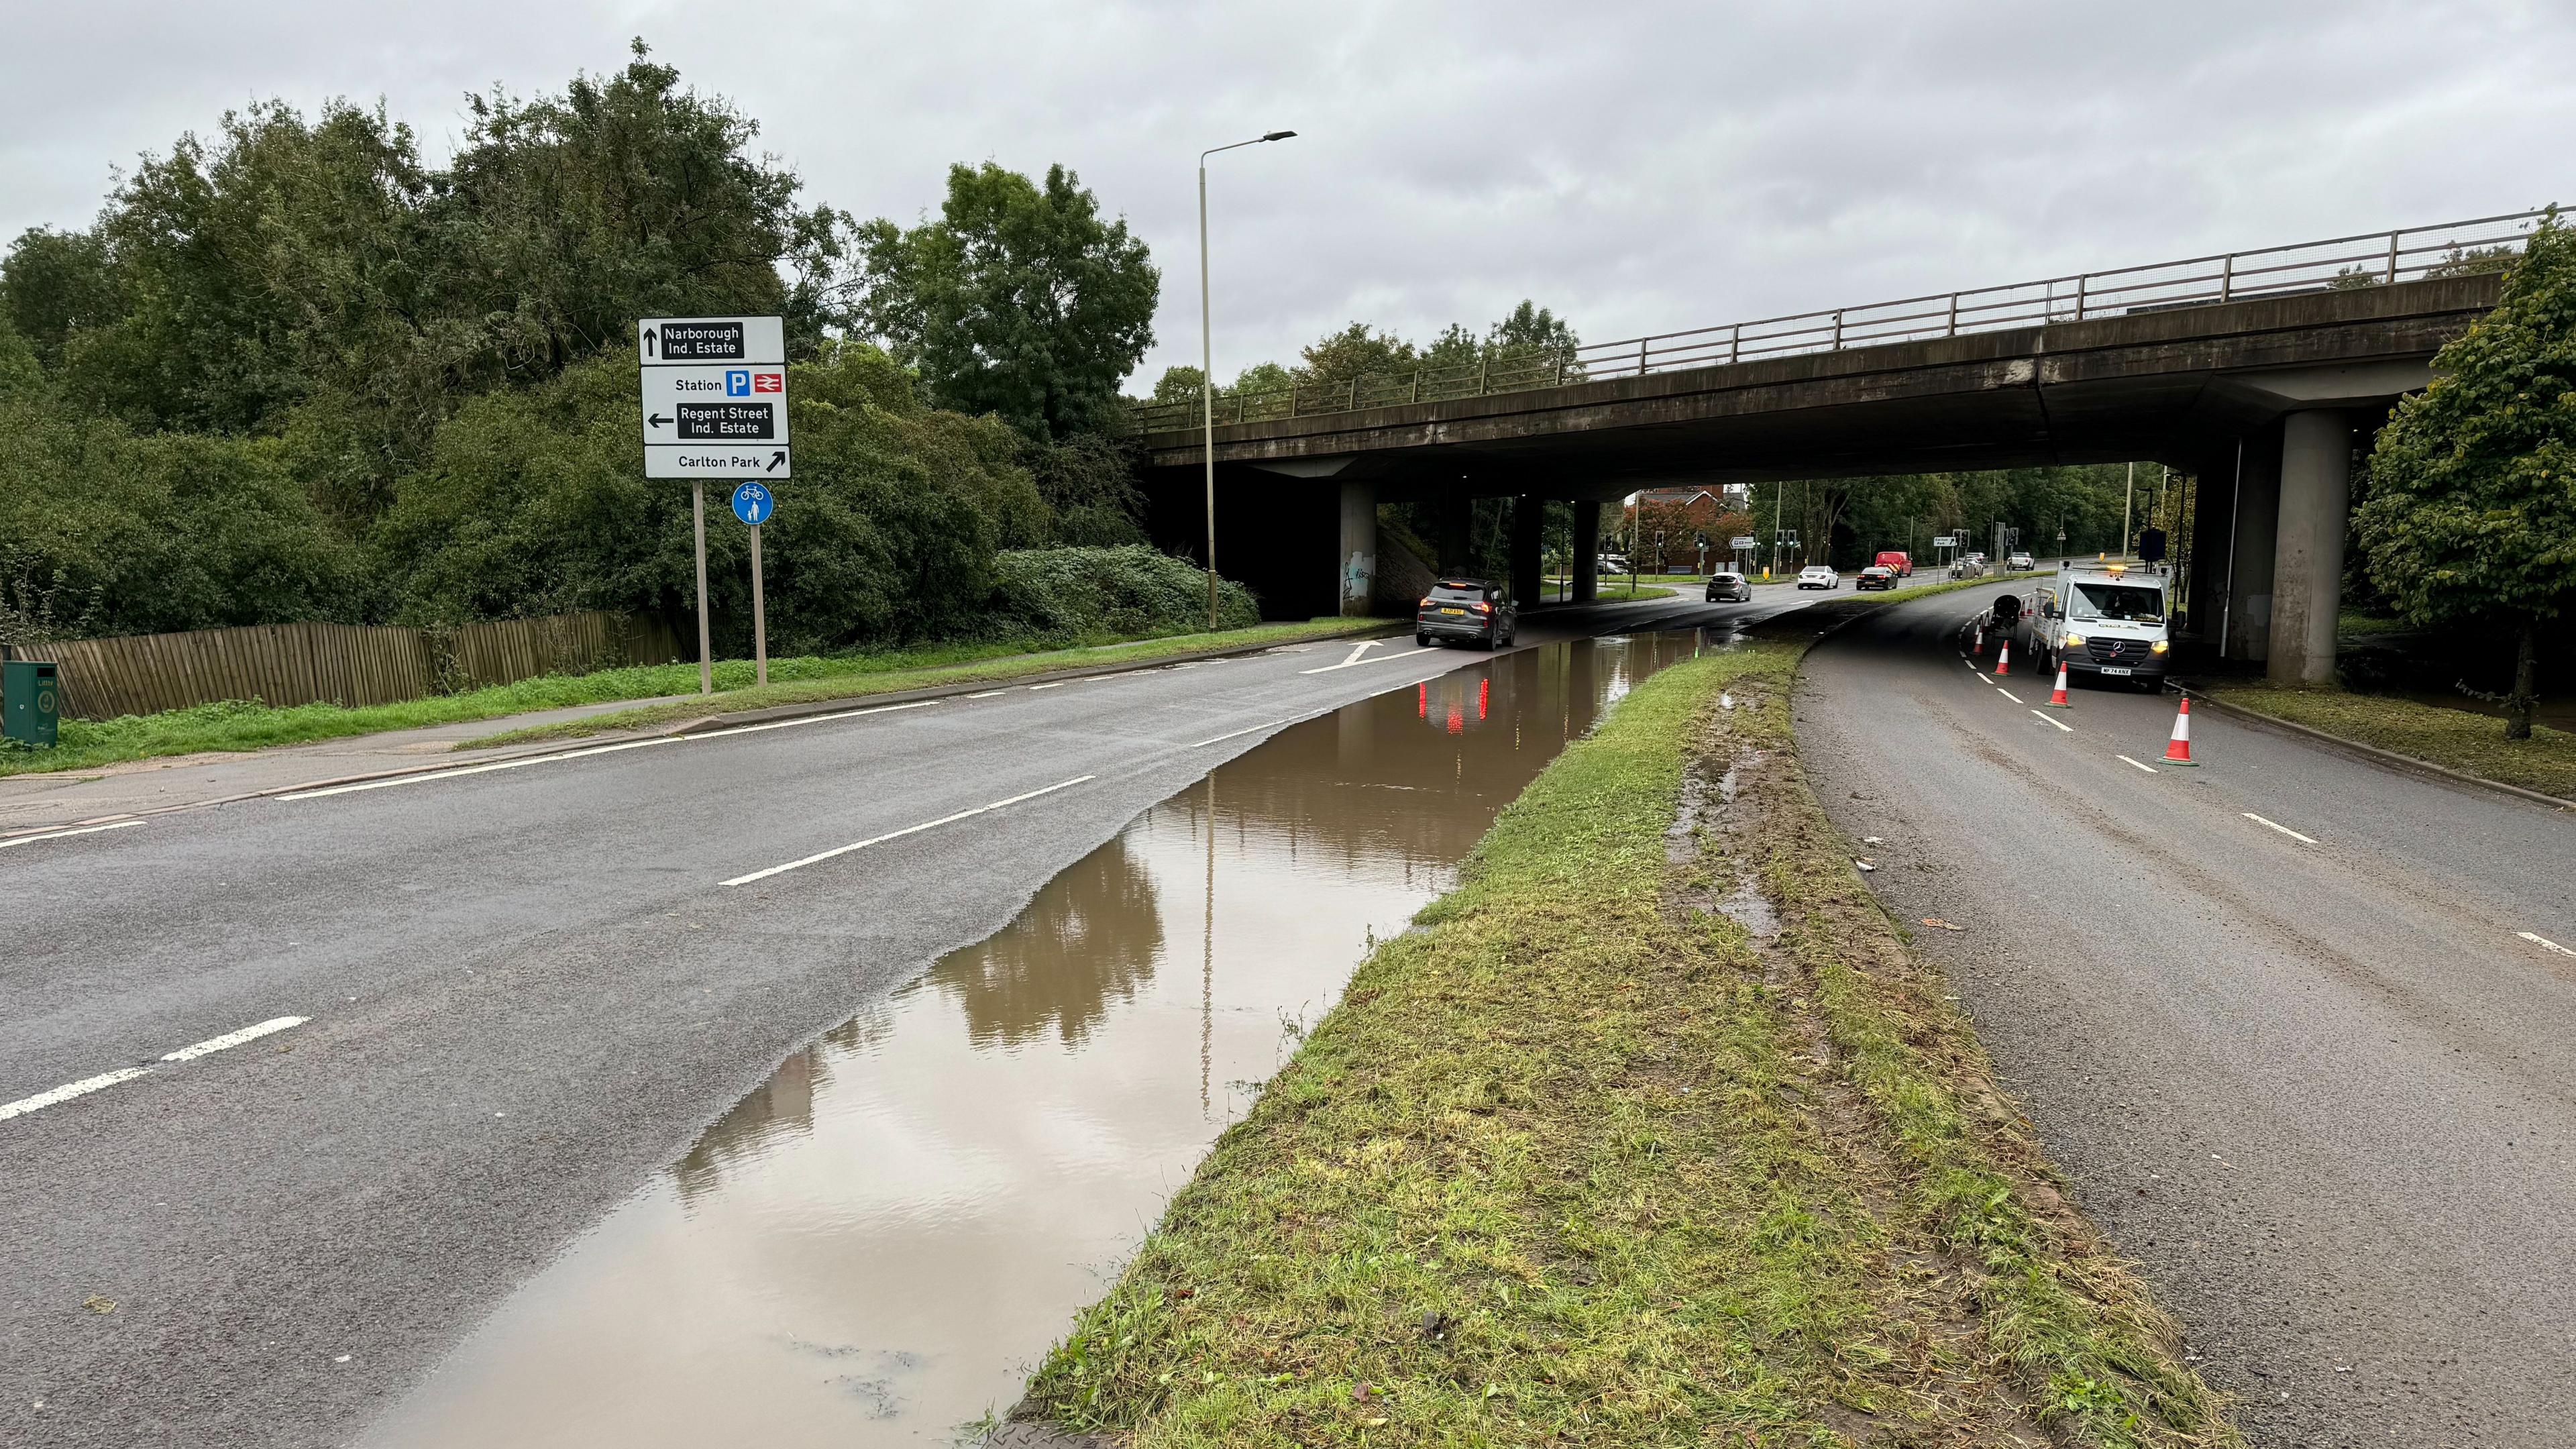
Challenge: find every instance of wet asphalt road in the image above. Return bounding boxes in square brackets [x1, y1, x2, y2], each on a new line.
[1797, 585, 2576, 1448]
[0, 590, 1805, 1449]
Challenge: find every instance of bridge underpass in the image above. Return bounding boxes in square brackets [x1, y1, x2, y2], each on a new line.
[1136, 212, 2539, 685]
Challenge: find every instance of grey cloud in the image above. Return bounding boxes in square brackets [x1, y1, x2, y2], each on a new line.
[1, 0, 2566, 389]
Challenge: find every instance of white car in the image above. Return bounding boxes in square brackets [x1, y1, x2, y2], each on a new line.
[2006, 552, 2035, 572]
[1796, 565, 1839, 590]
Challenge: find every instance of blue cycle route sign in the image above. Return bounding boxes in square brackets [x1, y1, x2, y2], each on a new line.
[730, 481, 775, 527]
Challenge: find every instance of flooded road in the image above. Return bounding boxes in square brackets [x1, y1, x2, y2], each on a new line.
[363, 632, 1705, 1448]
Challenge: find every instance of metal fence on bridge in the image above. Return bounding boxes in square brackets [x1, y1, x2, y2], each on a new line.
[1128, 209, 2550, 435]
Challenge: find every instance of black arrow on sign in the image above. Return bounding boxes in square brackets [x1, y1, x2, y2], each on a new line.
[642, 327, 658, 358]
[766, 450, 787, 473]
[648, 413, 671, 429]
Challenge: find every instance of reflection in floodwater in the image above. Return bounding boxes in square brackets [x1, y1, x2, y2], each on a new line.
[931, 834, 1165, 1049]
[363, 632, 1703, 1449]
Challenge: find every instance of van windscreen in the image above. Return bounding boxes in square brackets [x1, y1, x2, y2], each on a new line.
[2071, 582, 2163, 622]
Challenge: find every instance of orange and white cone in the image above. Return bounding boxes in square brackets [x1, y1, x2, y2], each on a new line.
[1973, 627, 1985, 657]
[2161, 696, 2199, 765]
[1994, 642, 2010, 676]
[2045, 660, 2072, 708]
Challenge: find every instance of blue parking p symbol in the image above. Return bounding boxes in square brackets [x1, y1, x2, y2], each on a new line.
[725, 370, 750, 396]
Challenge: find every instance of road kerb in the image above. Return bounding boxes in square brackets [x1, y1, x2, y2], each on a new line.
[2180, 686, 2574, 813]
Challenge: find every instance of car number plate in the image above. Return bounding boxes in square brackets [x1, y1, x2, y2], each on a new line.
[2099, 665, 2133, 676]
[1440, 607, 1465, 614]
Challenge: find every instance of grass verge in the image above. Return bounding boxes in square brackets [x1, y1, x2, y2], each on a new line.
[1016, 615, 2232, 1445]
[0, 619, 1391, 777]
[2202, 684, 2576, 803]
[463, 617, 1395, 749]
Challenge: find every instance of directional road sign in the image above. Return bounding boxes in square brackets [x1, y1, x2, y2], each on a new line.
[1729, 535, 1757, 550]
[639, 316, 790, 479]
[731, 481, 775, 527]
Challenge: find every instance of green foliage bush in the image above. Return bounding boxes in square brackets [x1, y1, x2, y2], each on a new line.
[0, 44, 1193, 659]
[987, 546, 1259, 639]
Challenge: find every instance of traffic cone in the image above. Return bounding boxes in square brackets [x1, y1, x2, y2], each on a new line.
[1994, 641, 2010, 676]
[2045, 660, 2071, 707]
[2161, 696, 2198, 765]
[1973, 627, 1984, 657]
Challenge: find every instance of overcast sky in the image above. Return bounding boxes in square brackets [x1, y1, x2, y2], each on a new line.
[5, 1, 2569, 388]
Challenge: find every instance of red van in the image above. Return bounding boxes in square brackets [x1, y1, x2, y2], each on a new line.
[1873, 550, 1913, 578]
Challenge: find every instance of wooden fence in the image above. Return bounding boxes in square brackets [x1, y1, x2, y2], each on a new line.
[5, 611, 684, 720]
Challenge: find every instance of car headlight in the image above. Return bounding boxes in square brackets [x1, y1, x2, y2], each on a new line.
[2150, 639, 2169, 654]
[2059, 632, 2085, 647]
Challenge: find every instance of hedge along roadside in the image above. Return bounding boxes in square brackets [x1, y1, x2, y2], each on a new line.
[1014, 612, 2233, 1445]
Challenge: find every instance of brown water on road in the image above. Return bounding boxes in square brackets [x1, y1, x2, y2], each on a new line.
[363, 633, 1703, 1448]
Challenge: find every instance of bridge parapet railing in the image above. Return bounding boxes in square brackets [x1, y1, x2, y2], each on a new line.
[1126, 208, 2548, 436]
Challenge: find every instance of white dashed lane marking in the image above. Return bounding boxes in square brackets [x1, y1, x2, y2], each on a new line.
[1, 1016, 311, 1124]
[2031, 710, 2073, 733]
[2519, 931, 2575, 959]
[2116, 754, 2160, 773]
[720, 775, 1096, 887]
[2243, 812, 2318, 845]
[160, 1016, 309, 1063]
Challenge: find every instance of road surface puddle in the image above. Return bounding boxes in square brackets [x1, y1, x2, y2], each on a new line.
[364, 633, 1702, 1448]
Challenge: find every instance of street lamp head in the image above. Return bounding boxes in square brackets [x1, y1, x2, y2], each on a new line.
[1263, 130, 1297, 142]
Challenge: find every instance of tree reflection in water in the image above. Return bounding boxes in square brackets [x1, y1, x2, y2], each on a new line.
[926, 833, 1164, 1049]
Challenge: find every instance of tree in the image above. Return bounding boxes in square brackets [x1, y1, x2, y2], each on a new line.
[1487, 299, 1577, 353]
[2358, 214, 2576, 740]
[1149, 365, 1203, 402]
[1293, 323, 1417, 385]
[439, 42, 845, 381]
[853, 162, 1158, 439]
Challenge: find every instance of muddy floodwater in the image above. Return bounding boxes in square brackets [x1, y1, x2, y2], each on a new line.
[364, 632, 1704, 1448]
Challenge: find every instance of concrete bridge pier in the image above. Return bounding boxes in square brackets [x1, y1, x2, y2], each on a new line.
[1510, 496, 1544, 608]
[2268, 411, 2359, 686]
[2222, 419, 2284, 663]
[1571, 500, 1602, 604]
[1337, 480, 1377, 618]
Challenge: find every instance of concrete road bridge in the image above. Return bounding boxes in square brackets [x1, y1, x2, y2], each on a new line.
[1136, 210, 2546, 685]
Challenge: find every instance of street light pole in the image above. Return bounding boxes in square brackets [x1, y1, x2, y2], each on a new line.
[1199, 129, 1297, 631]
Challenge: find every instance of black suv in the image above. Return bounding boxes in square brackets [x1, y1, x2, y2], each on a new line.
[1415, 578, 1517, 649]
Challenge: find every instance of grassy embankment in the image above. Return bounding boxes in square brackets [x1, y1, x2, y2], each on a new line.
[2203, 684, 2576, 803]
[1016, 589, 2231, 1445]
[0, 618, 1391, 778]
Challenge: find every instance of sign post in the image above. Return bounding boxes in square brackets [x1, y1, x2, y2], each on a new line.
[690, 481, 712, 695]
[640, 316, 790, 698]
[731, 482, 776, 688]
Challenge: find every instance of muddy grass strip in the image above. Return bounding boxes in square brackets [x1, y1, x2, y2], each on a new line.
[1010, 633, 2236, 1447]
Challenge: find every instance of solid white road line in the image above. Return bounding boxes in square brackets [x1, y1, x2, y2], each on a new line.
[693, 699, 937, 737]
[0, 1068, 153, 1123]
[0, 819, 142, 851]
[1300, 647, 1441, 676]
[2518, 930, 2576, 959]
[160, 1016, 307, 1063]
[1997, 688, 2023, 704]
[720, 775, 1097, 887]
[2031, 709, 2074, 733]
[2116, 754, 2160, 773]
[283, 700, 954, 802]
[280, 737, 680, 800]
[2243, 812, 2318, 845]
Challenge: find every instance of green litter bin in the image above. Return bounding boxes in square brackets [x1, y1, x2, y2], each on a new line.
[3, 659, 60, 747]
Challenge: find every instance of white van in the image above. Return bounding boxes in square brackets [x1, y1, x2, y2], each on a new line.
[2027, 564, 2171, 687]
